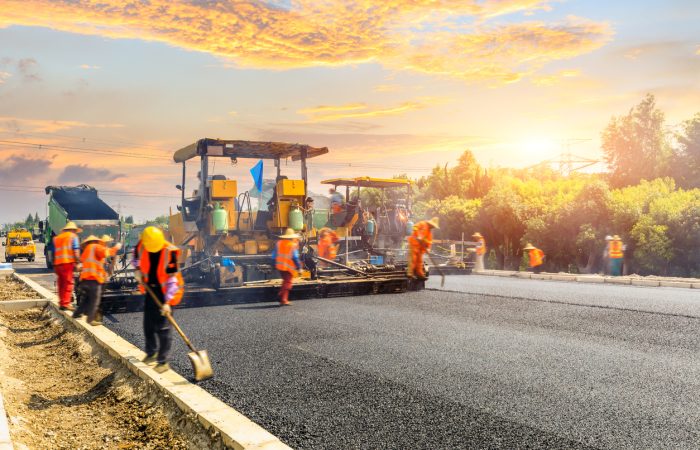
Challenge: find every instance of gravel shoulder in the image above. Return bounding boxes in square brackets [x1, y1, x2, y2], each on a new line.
[0, 308, 190, 450]
[0, 277, 42, 301]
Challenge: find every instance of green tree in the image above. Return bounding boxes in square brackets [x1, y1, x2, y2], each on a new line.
[602, 94, 671, 187]
[675, 113, 700, 188]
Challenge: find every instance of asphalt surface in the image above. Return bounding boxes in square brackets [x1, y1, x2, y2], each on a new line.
[11, 249, 700, 449]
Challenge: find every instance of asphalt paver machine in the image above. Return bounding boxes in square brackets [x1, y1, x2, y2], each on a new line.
[101, 139, 423, 312]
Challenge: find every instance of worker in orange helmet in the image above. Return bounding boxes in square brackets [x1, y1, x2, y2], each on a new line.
[407, 217, 440, 280]
[133, 226, 184, 373]
[608, 235, 625, 276]
[524, 243, 545, 274]
[317, 227, 339, 268]
[472, 232, 487, 271]
[74, 235, 122, 325]
[272, 228, 302, 306]
[52, 221, 83, 311]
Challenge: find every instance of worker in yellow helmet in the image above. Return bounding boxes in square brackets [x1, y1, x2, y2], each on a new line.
[407, 217, 439, 280]
[133, 226, 184, 373]
[524, 243, 545, 274]
[472, 232, 486, 271]
[608, 235, 625, 276]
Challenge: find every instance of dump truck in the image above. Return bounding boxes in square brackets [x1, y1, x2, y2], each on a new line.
[41, 185, 121, 269]
[3, 229, 36, 262]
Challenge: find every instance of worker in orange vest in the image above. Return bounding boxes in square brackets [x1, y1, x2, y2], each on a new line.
[407, 217, 440, 279]
[74, 235, 122, 325]
[524, 243, 545, 274]
[317, 227, 339, 268]
[472, 232, 487, 271]
[52, 221, 82, 311]
[272, 228, 302, 306]
[133, 226, 184, 373]
[608, 235, 625, 276]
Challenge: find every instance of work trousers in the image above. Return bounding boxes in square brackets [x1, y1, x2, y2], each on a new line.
[143, 296, 172, 364]
[54, 263, 75, 307]
[279, 271, 294, 303]
[610, 258, 623, 276]
[474, 254, 485, 271]
[75, 279, 102, 323]
[408, 243, 426, 278]
[528, 264, 543, 274]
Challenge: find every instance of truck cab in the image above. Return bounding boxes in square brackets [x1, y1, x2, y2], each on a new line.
[3, 229, 36, 262]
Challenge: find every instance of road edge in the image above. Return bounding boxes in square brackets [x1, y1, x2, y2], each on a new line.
[471, 270, 700, 289]
[11, 273, 291, 450]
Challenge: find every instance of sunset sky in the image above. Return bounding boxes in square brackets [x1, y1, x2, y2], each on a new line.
[1, 0, 699, 222]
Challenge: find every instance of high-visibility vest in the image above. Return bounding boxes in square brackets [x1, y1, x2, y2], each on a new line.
[408, 221, 433, 250]
[275, 239, 299, 277]
[79, 243, 116, 283]
[53, 231, 78, 265]
[609, 240, 623, 259]
[137, 242, 184, 305]
[318, 232, 339, 260]
[476, 237, 487, 256]
[529, 248, 544, 267]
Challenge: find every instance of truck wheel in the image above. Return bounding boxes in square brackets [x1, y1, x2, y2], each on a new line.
[6, 257, 12, 263]
[29, 257, 35, 262]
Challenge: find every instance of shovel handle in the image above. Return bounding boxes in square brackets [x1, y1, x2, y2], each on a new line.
[426, 253, 445, 287]
[140, 281, 198, 353]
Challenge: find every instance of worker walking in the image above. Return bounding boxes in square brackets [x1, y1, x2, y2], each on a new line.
[272, 228, 302, 306]
[609, 235, 625, 276]
[52, 221, 82, 311]
[524, 243, 545, 274]
[472, 232, 487, 271]
[134, 226, 184, 373]
[317, 227, 339, 268]
[407, 217, 440, 280]
[74, 235, 122, 325]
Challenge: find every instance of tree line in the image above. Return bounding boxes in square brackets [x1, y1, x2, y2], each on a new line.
[409, 94, 700, 277]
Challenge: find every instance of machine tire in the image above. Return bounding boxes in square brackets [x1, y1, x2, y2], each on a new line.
[6, 257, 12, 263]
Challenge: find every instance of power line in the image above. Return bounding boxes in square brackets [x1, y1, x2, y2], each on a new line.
[0, 130, 171, 152]
[0, 184, 179, 198]
[0, 140, 171, 160]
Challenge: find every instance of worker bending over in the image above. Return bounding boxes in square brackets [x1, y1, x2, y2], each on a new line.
[134, 226, 184, 373]
[608, 235, 625, 276]
[317, 227, 339, 268]
[524, 243, 545, 274]
[52, 221, 82, 311]
[473, 232, 486, 271]
[407, 217, 440, 280]
[74, 235, 121, 325]
[272, 228, 302, 306]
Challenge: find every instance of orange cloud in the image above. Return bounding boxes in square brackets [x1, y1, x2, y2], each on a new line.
[298, 100, 438, 122]
[0, 116, 124, 133]
[0, 1, 610, 83]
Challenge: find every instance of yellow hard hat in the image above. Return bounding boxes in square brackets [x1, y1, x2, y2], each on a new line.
[100, 234, 114, 243]
[62, 221, 82, 233]
[472, 232, 483, 238]
[142, 226, 166, 252]
[523, 243, 536, 250]
[279, 228, 301, 239]
[612, 235, 621, 240]
[426, 217, 440, 229]
[82, 235, 101, 245]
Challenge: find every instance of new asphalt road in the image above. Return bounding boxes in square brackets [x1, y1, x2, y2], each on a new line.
[10, 251, 700, 449]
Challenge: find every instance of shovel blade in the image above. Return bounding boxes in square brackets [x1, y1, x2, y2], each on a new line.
[188, 350, 213, 381]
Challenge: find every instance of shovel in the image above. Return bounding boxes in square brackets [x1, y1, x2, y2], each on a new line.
[140, 282, 213, 382]
[426, 253, 445, 287]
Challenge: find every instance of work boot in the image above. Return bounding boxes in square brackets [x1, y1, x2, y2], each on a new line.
[60, 305, 75, 312]
[154, 362, 170, 373]
[142, 354, 157, 365]
[88, 320, 102, 326]
[279, 299, 291, 306]
[72, 312, 83, 319]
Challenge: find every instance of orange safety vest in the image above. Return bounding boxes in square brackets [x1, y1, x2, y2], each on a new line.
[476, 237, 487, 256]
[408, 221, 433, 251]
[137, 242, 184, 305]
[318, 231, 339, 261]
[53, 231, 78, 265]
[529, 248, 544, 267]
[609, 240, 623, 259]
[80, 243, 117, 284]
[275, 239, 299, 277]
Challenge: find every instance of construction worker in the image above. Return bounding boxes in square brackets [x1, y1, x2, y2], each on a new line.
[317, 227, 339, 268]
[74, 235, 122, 325]
[407, 217, 440, 280]
[609, 235, 625, 276]
[52, 221, 82, 311]
[133, 226, 184, 373]
[524, 243, 545, 274]
[329, 188, 344, 214]
[472, 232, 487, 271]
[272, 228, 301, 306]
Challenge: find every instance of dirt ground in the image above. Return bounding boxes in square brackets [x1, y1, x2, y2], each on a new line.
[0, 308, 191, 450]
[0, 277, 42, 301]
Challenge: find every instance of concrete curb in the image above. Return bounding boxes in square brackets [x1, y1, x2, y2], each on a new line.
[472, 269, 699, 289]
[0, 387, 13, 450]
[0, 300, 49, 312]
[11, 273, 290, 450]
